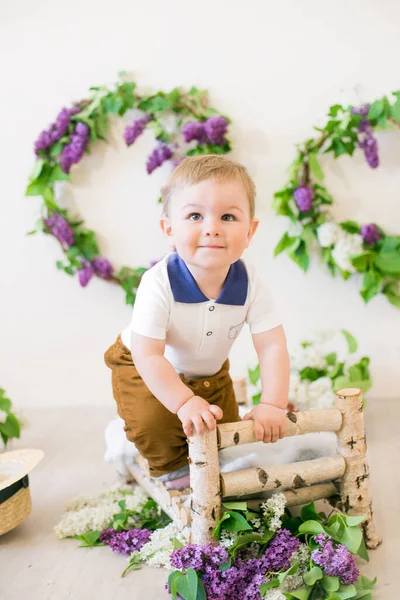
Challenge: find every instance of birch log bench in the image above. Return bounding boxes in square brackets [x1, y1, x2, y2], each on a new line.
[125, 386, 381, 550]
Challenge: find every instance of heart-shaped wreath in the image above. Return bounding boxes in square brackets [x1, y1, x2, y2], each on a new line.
[273, 92, 400, 308]
[26, 73, 232, 305]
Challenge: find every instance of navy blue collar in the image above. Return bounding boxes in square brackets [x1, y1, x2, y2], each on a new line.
[167, 253, 248, 305]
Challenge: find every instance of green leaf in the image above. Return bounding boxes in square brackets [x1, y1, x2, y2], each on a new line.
[0, 389, 12, 412]
[221, 511, 253, 533]
[222, 501, 248, 511]
[321, 576, 340, 592]
[339, 220, 361, 234]
[283, 587, 312, 600]
[73, 530, 104, 547]
[274, 232, 299, 257]
[228, 529, 274, 560]
[367, 99, 384, 120]
[252, 392, 261, 406]
[300, 502, 324, 523]
[325, 352, 337, 366]
[172, 537, 184, 550]
[385, 292, 400, 308]
[49, 163, 70, 182]
[390, 98, 400, 121]
[298, 520, 325, 535]
[336, 584, 357, 599]
[303, 566, 323, 586]
[341, 524, 363, 554]
[29, 159, 45, 181]
[187, 568, 198, 600]
[375, 251, 400, 274]
[49, 142, 64, 158]
[289, 240, 310, 271]
[351, 252, 373, 273]
[341, 330, 358, 353]
[248, 364, 260, 385]
[308, 153, 324, 181]
[0, 413, 21, 439]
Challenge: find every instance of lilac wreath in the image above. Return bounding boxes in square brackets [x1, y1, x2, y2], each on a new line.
[26, 73, 233, 305]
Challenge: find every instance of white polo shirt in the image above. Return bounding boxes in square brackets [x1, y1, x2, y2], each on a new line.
[121, 252, 282, 378]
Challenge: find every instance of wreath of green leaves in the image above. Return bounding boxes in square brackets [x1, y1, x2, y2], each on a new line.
[273, 91, 400, 308]
[26, 73, 232, 305]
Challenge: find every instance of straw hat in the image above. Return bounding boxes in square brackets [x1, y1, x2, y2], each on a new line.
[0, 448, 44, 536]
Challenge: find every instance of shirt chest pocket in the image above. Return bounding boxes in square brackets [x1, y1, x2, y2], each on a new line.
[228, 321, 245, 340]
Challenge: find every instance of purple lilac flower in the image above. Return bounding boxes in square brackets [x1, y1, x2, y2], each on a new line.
[181, 121, 208, 144]
[169, 529, 299, 600]
[360, 223, 381, 246]
[91, 257, 114, 279]
[146, 144, 173, 174]
[351, 104, 370, 117]
[171, 543, 228, 572]
[78, 260, 94, 287]
[294, 185, 314, 212]
[204, 116, 228, 145]
[124, 114, 151, 146]
[100, 527, 151, 556]
[358, 133, 379, 168]
[44, 212, 74, 247]
[312, 533, 360, 585]
[60, 122, 90, 173]
[34, 106, 80, 155]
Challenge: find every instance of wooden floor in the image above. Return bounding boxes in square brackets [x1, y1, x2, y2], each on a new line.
[0, 402, 399, 600]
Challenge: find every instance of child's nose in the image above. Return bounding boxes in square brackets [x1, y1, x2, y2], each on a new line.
[203, 217, 221, 236]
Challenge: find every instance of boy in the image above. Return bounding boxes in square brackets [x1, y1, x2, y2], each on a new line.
[105, 155, 290, 490]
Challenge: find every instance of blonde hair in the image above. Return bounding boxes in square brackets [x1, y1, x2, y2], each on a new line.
[160, 154, 256, 218]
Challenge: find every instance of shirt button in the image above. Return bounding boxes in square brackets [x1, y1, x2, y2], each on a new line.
[209, 306, 215, 311]
[206, 331, 212, 336]
[204, 381, 210, 388]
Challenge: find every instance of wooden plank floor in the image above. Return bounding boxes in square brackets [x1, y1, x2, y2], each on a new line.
[0, 402, 399, 600]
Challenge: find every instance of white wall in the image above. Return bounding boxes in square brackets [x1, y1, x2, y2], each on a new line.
[1, 0, 400, 408]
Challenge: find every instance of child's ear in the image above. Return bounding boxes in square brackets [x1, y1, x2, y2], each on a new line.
[246, 219, 259, 245]
[160, 217, 175, 247]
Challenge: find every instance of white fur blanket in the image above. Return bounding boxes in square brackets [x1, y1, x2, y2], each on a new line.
[104, 415, 337, 478]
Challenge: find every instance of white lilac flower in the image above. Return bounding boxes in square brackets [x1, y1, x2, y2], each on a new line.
[331, 232, 364, 273]
[54, 484, 149, 539]
[219, 530, 237, 548]
[317, 222, 341, 247]
[290, 543, 311, 568]
[280, 572, 305, 592]
[261, 493, 286, 531]
[287, 220, 303, 237]
[0, 409, 8, 424]
[264, 590, 287, 600]
[135, 522, 190, 569]
[279, 543, 312, 592]
[293, 381, 311, 411]
[291, 346, 327, 371]
[54, 500, 120, 538]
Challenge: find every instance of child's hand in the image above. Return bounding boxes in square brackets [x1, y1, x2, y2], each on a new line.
[242, 403, 287, 443]
[177, 396, 223, 437]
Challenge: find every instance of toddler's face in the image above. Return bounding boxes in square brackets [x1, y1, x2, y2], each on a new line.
[160, 179, 258, 271]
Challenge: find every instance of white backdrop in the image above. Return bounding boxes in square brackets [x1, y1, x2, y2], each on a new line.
[1, 0, 400, 408]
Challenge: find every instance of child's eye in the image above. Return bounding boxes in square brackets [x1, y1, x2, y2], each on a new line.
[221, 214, 235, 221]
[188, 213, 202, 221]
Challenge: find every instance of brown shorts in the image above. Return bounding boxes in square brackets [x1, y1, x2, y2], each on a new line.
[104, 335, 241, 478]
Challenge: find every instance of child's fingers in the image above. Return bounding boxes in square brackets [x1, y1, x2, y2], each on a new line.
[270, 427, 280, 443]
[182, 420, 193, 437]
[192, 415, 205, 436]
[253, 420, 264, 442]
[209, 405, 223, 420]
[201, 410, 217, 431]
